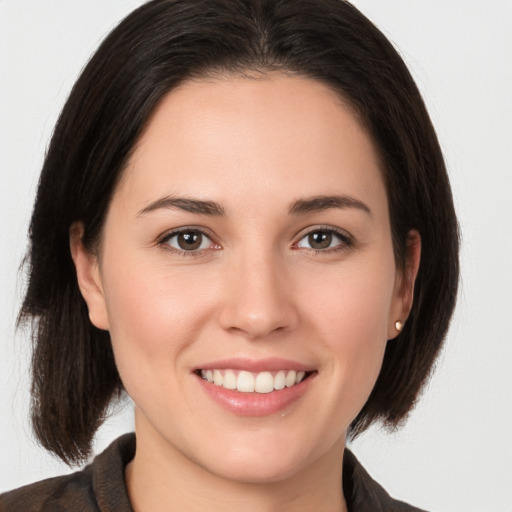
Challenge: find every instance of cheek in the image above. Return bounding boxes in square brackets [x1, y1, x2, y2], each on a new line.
[299, 255, 395, 401]
[100, 255, 217, 379]
[302, 255, 395, 339]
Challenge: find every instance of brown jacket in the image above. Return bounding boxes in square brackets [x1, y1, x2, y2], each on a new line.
[0, 434, 427, 511]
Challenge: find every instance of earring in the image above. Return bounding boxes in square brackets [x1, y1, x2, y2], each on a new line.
[394, 321, 403, 332]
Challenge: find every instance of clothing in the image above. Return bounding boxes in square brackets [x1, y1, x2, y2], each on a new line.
[0, 434, 426, 511]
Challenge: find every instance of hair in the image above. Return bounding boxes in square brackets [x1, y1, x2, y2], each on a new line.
[19, 0, 459, 464]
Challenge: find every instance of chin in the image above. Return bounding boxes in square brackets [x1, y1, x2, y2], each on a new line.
[203, 452, 310, 484]
[187, 427, 339, 485]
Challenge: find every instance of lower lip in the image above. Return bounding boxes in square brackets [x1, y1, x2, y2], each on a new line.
[196, 373, 314, 416]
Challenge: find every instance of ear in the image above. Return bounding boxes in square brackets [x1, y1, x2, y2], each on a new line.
[69, 222, 110, 330]
[388, 230, 421, 339]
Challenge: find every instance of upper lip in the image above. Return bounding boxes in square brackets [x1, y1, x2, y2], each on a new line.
[194, 357, 315, 373]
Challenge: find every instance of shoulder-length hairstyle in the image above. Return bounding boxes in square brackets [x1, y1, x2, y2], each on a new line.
[20, 0, 459, 464]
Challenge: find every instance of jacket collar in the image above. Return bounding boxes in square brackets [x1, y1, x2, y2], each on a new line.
[92, 434, 425, 512]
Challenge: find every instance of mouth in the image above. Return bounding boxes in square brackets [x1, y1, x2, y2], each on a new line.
[193, 358, 317, 415]
[196, 369, 314, 394]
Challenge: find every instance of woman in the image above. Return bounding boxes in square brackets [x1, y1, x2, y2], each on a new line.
[0, 0, 459, 510]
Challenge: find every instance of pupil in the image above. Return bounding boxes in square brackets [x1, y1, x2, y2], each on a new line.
[178, 231, 202, 250]
[309, 231, 331, 249]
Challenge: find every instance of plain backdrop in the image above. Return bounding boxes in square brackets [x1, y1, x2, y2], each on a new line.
[1, 1, 511, 511]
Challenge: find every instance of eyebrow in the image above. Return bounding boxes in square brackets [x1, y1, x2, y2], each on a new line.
[137, 193, 371, 218]
[138, 196, 226, 217]
[288, 195, 371, 216]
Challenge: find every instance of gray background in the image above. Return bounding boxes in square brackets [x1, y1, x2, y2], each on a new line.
[1, 1, 511, 510]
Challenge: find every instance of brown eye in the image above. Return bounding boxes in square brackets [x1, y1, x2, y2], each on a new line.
[308, 231, 332, 249]
[177, 231, 202, 250]
[165, 230, 212, 252]
[296, 228, 350, 252]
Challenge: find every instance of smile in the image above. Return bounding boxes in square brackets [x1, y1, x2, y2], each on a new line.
[200, 369, 309, 393]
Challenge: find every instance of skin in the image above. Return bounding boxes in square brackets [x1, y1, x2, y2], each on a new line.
[71, 73, 420, 512]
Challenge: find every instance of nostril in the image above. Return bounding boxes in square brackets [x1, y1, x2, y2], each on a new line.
[217, 301, 299, 339]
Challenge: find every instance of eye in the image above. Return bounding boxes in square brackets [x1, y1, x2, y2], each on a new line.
[295, 228, 352, 252]
[160, 229, 218, 253]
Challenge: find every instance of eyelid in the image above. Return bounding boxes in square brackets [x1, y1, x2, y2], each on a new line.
[292, 225, 354, 251]
[157, 226, 221, 256]
[155, 224, 353, 257]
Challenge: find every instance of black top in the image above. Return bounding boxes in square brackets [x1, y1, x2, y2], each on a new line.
[0, 434, 426, 511]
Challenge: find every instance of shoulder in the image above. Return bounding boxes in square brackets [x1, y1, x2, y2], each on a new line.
[0, 469, 96, 512]
[0, 434, 135, 512]
[343, 449, 429, 512]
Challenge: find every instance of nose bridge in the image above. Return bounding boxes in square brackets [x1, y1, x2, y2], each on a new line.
[217, 243, 298, 339]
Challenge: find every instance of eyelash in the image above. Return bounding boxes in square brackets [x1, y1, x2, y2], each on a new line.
[157, 225, 354, 257]
[157, 227, 220, 258]
[293, 225, 354, 254]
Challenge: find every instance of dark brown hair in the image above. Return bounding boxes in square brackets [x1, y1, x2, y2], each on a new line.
[20, 0, 459, 464]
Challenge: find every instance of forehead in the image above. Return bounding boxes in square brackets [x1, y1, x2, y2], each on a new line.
[118, 73, 386, 215]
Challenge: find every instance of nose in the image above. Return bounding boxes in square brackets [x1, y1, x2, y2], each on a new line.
[217, 251, 299, 340]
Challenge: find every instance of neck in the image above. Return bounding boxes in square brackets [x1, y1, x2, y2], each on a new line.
[126, 415, 348, 512]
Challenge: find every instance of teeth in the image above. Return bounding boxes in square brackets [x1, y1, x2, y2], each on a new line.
[237, 371, 255, 392]
[200, 369, 309, 393]
[223, 371, 237, 390]
[213, 369, 223, 386]
[255, 371, 274, 393]
[274, 370, 286, 390]
[285, 370, 296, 388]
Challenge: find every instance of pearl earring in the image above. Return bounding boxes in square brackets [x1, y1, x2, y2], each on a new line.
[394, 321, 403, 332]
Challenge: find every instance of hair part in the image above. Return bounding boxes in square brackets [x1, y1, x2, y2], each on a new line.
[20, 0, 459, 464]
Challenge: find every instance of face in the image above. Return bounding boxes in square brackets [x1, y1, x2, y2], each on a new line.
[73, 74, 415, 484]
